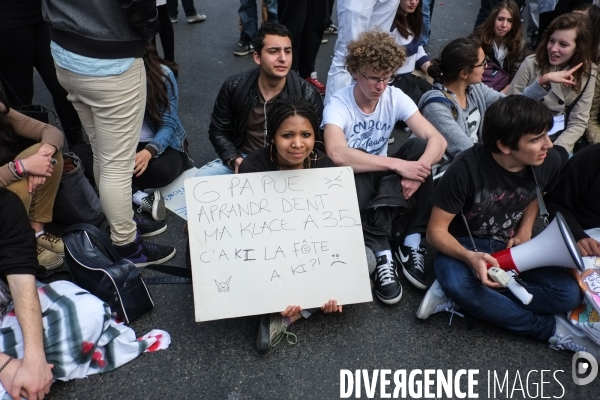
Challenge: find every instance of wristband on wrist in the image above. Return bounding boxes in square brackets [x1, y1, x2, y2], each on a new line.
[0, 356, 13, 374]
[18, 160, 27, 176]
[8, 161, 21, 179]
[13, 160, 22, 176]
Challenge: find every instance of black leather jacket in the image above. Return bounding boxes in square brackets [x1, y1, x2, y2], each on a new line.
[208, 68, 324, 163]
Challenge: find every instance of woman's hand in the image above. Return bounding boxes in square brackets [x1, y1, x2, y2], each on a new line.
[464, 251, 502, 289]
[280, 305, 302, 317]
[20, 154, 53, 177]
[540, 63, 582, 87]
[134, 149, 153, 177]
[36, 144, 56, 158]
[577, 237, 600, 257]
[321, 299, 342, 313]
[27, 175, 47, 193]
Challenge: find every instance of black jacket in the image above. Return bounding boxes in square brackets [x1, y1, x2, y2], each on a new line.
[208, 68, 324, 163]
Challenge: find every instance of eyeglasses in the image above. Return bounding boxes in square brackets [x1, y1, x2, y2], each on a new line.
[472, 60, 488, 68]
[360, 73, 395, 85]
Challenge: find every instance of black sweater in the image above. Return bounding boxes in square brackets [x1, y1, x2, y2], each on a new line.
[546, 143, 600, 241]
[0, 188, 38, 277]
[0, 0, 44, 30]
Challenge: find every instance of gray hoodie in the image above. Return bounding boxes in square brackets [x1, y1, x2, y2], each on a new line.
[418, 82, 548, 159]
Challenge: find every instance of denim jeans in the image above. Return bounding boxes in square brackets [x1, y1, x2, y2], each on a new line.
[420, 0, 434, 46]
[238, 0, 278, 42]
[195, 154, 248, 177]
[434, 237, 581, 342]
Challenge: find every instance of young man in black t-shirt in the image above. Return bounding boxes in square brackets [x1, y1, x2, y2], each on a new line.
[418, 96, 598, 358]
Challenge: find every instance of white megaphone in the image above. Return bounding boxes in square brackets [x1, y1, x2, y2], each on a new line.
[488, 212, 585, 274]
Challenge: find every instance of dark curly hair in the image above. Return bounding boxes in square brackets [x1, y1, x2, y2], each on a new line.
[267, 97, 321, 169]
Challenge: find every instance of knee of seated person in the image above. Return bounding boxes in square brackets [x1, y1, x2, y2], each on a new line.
[433, 256, 474, 300]
[549, 274, 582, 311]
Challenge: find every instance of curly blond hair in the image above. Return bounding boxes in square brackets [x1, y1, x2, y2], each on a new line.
[345, 30, 406, 75]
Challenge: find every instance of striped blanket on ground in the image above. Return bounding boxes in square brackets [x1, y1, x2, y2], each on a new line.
[0, 280, 170, 398]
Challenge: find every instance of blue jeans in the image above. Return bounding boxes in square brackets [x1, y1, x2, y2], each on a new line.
[238, 0, 278, 42]
[195, 155, 248, 177]
[420, 0, 433, 46]
[434, 237, 581, 342]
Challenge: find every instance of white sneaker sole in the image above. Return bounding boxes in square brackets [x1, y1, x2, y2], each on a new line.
[139, 224, 168, 238]
[374, 285, 403, 305]
[152, 190, 167, 221]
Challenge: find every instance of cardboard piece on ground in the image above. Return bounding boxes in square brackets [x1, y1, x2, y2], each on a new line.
[184, 167, 373, 322]
[158, 167, 198, 220]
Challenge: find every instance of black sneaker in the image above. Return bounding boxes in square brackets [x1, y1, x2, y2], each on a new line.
[115, 236, 176, 268]
[133, 210, 167, 237]
[234, 41, 254, 56]
[395, 244, 427, 290]
[137, 190, 166, 221]
[370, 254, 402, 304]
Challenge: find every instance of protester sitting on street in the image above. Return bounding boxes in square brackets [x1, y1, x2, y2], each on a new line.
[238, 96, 340, 351]
[546, 143, 600, 257]
[510, 13, 597, 155]
[45, 0, 176, 267]
[323, 30, 446, 300]
[392, 0, 431, 76]
[0, 84, 64, 271]
[196, 23, 323, 178]
[0, 187, 169, 399]
[420, 36, 576, 161]
[418, 95, 599, 361]
[473, 0, 526, 93]
[73, 45, 190, 230]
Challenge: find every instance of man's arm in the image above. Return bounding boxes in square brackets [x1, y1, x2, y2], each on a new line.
[5, 274, 53, 400]
[208, 79, 243, 165]
[323, 124, 432, 181]
[404, 111, 447, 167]
[507, 198, 538, 248]
[427, 205, 501, 288]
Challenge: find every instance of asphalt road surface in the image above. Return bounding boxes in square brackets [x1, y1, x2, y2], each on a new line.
[31, 1, 597, 399]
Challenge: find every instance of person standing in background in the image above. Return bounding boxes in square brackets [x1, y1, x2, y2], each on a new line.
[0, 0, 84, 148]
[324, 0, 401, 104]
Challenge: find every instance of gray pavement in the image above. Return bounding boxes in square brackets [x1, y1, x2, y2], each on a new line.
[32, 0, 598, 399]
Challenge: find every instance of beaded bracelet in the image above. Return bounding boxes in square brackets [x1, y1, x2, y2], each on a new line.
[7, 161, 21, 179]
[0, 356, 13, 374]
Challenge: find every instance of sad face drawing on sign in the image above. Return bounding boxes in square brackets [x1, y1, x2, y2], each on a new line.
[237, 97, 344, 352]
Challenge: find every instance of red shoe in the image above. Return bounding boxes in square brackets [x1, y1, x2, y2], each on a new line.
[306, 72, 326, 95]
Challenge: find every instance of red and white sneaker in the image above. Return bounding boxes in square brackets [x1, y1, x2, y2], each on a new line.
[306, 72, 326, 95]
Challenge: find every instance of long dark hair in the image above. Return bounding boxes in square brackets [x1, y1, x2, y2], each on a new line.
[0, 84, 28, 165]
[143, 44, 180, 128]
[427, 37, 481, 84]
[535, 13, 593, 91]
[573, 3, 600, 63]
[474, 0, 523, 60]
[393, 0, 423, 40]
[267, 97, 320, 169]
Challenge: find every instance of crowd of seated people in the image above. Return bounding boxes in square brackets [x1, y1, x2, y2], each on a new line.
[2, 0, 600, 396]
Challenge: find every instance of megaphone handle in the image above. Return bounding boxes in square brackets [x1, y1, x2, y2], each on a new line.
[505, 277, 533, 305]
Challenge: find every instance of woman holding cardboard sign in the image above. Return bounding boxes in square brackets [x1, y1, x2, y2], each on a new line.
[239, 97, 340, 352]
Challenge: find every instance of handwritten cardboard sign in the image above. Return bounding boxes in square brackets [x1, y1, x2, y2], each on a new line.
[184, 167, 373, 322]
[158, 167, 199, 220]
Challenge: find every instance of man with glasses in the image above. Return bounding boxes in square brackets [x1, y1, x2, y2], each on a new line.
[323, 30, 446, 304]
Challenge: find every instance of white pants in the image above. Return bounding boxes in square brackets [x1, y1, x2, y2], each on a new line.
[324, 0, 401, 104]
[55, 59, 146, 245]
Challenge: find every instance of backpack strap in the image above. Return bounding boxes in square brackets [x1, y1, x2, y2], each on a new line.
[285, 70, 302, 97]
[420, 90, 458, 120]
[231, 68, 261, 116]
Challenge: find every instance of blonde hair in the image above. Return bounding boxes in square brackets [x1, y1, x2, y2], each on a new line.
[345, 30, 406, 75]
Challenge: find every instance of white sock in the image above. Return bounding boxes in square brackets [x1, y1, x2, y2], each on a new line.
[403, 233, 421, 249]
[374, 249, 393, 263]
[35, 229, 45, 238]
[132, 190, 149, 206]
